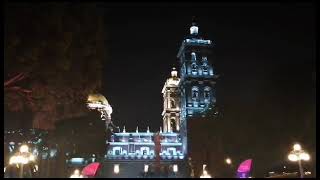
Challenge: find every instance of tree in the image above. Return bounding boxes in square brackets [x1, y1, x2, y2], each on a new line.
[4, 3, 108, 130]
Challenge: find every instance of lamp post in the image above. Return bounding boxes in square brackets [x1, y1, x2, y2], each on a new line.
[9, 144, 36, 178]
[288, 143, 310, 178]
[225, 157, 235, 177]
[225, 158, 232, 165]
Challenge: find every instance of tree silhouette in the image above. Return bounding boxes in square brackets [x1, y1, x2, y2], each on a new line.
[4, 3, 108, 130]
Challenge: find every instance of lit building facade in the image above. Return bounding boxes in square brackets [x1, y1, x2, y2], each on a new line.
[177, 21, 217, 154]
[102, 68, 186, 177]
[98, 20, 216, 178]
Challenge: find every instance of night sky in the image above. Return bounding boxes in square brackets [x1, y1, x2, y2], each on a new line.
[102, 2, 316, 174]
[103, 3, 315, 134]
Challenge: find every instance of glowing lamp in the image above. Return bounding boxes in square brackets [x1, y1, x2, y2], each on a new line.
[293, 144, 301, 151]
[288, 154, 298, 161]
[20, 145, 29, 153]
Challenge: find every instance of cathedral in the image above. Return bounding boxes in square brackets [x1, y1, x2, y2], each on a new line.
[95, 20, 217, 178]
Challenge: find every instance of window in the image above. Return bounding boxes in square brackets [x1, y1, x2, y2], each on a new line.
[170, 119, 177, 132]
[170, 99, 175, 108]
[203, 66, 208, 74]
[191, 52, 196, 61]
[192, 63, 197, 70]
[204, 87, 211, 100]
[113, 147, 122, 155]
[191, 63, 197, 75]
[202, 57, 208, 61]
[192, 87, 199, 100]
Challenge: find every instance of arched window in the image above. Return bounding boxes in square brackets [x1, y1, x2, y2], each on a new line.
[202, 57, 209, 74]
[170, 99, 175, 108]
[191, 63, 197, 75]
[170, 118, 177, 132]
[202, 56, 208, 62]
[191, 63, 197, 70]
[192, 86, 199, 100]
[203, 65, 208, 75]
[204, 87, 211, 100]
[191, 52, 196, 61]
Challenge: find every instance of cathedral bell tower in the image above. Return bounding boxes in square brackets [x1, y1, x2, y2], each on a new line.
[177, 19, 218, 155]
[161, 67, 181, 133]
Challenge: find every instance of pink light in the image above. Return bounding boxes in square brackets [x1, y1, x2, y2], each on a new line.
[237, 159, 252, 173]
[81, 162, 101, 177]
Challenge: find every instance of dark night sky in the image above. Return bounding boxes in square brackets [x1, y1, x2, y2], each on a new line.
[102, 2, 316, 174]
[103, 3, 315, 132]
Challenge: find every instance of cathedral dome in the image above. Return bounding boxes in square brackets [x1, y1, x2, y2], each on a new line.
[87, 93, 109, 106]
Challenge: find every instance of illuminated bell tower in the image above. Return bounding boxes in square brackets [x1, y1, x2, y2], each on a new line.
[177, 19, 217, 155]
[161, 67, 181, 133]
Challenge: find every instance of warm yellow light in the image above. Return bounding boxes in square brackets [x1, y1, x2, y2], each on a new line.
[29, 154, 36, 161]
[70, 169, 82, 178]
[20, 145, 29, 153]
[9, 156, 17, 165]
[74, 169, 80, 175]
[293, 144, 301, 151]
[225, 158, 232, 165]
[288, 154, 298, 161]
[21, 156, 29, 164]
[300, 152, 310, 161]
[305, 171, 311, 175]
[200, 171, 211, 178]
[200, 164, 211, 178]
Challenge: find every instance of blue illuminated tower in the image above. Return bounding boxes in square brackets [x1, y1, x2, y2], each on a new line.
[177, 20, 217, 155]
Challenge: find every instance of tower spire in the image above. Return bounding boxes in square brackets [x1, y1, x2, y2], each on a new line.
[192, 16, 197, 26]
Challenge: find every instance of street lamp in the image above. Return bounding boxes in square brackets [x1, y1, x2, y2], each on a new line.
[9, 144, 36, 178]
[70, 169, 83, 178]
[200, 164, 211, 178]
[288, 143, 310, 178]
[225, 158, 232, 165]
